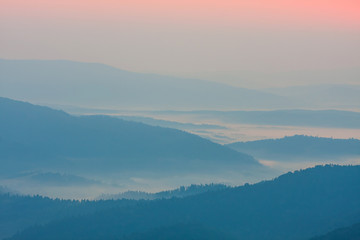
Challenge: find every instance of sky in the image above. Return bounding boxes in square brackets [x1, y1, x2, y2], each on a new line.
[1, 0, 360, 88]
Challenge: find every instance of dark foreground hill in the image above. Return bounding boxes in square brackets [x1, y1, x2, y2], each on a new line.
[120, 224, 236, 240]
[0, 193, 136, 240]
[227, 135, 360, 161]
[0, 97, 258, 176]
[310, 222, 360, 240]
[7, 165, 360, 240]
[0, 184, 227, 239]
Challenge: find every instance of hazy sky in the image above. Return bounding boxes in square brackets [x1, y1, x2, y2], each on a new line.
[1, 0, 360, 88]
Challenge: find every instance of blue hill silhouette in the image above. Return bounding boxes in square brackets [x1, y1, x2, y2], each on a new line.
[0, 97, 258, 176]
[310, 222, 360, 240]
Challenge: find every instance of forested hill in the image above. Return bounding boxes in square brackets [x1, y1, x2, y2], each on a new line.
[310, 222, 360, 240]
[7, 165, 360, 240]
[0, 97, 258, 176]
[0, 184, 227, 239]
[0, 193, 136, 239]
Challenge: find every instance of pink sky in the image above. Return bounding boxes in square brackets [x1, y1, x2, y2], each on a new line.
[1, 0, 359, 87]
[2, 0, 360, 27]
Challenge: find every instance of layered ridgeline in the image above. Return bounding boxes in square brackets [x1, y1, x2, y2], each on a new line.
[0, 59, 289, 110]
[2, 60, 359, 110]
[116, 115, 226, 131]
[153, 110, 360, 129]
[226, 135, 360, 161]
[96, 184, 228, 200]
[0, 97, 259, 176]
[5, 165, 360, 240]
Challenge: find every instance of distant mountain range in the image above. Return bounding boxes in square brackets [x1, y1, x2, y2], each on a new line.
[0, 97, 259, 177]
[0, 59, 289, 110]
[151, 110, 360, 129]
[264, 84, 360, 109]
[226, 135, 360, 161]
[1, 59, 359, 110]
[116, 115, 226, 130]
[5, 165, 360, 240]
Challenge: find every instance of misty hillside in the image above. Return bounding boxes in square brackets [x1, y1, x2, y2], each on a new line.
[18, 172, 103, 187]
[117, 115, 226, 130]
[0, 97, 258, 176]
[226, 135, 360, 161]
[97, 184, 229, 200]
[158, 110, 360, 129]
[0, 59, 290, 110]
[7, 165, 360, 240]
[0, 186, 13, 194]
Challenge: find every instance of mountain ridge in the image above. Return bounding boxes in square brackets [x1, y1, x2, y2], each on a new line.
[0, 59, 290, 110]
[0, 96, 260, 175]
[6, 165, 360, 240]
